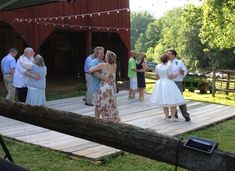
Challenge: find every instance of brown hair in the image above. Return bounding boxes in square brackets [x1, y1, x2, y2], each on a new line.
[160, 54, 169, 64]
[138, 52, 146, 64]
[106, 50, 116, 64]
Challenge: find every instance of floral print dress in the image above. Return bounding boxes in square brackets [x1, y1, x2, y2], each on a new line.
[96, 69, 120, 123]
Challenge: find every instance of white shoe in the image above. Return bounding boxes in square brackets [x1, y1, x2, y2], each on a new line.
[170, 117, 179, 122]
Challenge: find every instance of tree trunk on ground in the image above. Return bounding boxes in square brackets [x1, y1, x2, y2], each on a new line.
[0, 99, 235, 171]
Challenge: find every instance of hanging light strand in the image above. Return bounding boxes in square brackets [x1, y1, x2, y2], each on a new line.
[14, 8, 129, 23]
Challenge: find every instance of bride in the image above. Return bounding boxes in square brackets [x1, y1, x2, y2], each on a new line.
[151, 54, 186, 121]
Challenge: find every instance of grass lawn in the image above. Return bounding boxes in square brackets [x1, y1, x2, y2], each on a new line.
[0, 75, 235, 171]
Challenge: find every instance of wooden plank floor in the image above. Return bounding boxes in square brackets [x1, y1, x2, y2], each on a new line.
[1, 90, 235, 161]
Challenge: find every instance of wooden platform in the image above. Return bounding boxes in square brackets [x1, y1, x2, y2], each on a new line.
[0, 90, 235, 161]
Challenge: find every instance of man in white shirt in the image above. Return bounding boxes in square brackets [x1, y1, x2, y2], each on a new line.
[167, 50, 191, 121]
[13, 47, 34, 102]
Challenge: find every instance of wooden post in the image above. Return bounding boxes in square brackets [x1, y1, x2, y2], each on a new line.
[86, 30, 92, 56]
[0, 100, 235, 171]
[212, 65, 216, 97]
[226, 73, 230, 95]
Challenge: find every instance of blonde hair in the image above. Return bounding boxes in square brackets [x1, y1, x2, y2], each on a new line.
[106, 50, 116, 64]
[34, 54, 45, 67]
[93, 46, 104, 58]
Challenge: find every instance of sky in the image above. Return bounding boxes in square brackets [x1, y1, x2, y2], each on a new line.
[129, 0, 202, 18]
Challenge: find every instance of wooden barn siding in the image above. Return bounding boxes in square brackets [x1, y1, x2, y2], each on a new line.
[0, 0, 130, 52]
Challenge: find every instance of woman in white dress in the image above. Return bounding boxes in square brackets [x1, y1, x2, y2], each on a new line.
[151, 54, 185, 120]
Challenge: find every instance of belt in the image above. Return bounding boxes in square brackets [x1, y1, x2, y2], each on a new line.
[3, 73, 12, 75]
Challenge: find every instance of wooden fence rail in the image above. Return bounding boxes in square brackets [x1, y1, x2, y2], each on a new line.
[0, 99, 235, 171]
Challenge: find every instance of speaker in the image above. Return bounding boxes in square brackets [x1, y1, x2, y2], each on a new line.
[184, 136, 218, 154]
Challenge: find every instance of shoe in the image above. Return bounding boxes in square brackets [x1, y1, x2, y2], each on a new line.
[82, 98, 86, 102]
[131, 98, 138, 102]
[128, 96, 132, 100]
[138, 96, 144, 101]
[175, 113, 178, 119]
[185, 116, 191, 122]
[171, 117, 179, 122]
[85, 102, 94, 106]
[164, 117, 170, 121]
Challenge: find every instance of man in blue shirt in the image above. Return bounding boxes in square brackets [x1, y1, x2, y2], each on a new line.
[84, 52, 94, 106]
[1, 48, 18, 101]
[90, 47, 104, 105]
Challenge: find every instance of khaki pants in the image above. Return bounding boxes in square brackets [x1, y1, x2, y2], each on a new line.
[85, 73, 93, 104]
[3, 74, 15, 101]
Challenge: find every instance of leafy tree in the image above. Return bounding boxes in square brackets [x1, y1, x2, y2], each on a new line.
[130, 11, 154, 50]
[200, 0, 235, 49]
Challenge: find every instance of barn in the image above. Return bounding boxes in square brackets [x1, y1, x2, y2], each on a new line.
[0, 0, 130, 78]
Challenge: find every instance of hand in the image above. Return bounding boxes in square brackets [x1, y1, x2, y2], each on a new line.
[179, 68, 184, 75]
[104, 77, 113, 85]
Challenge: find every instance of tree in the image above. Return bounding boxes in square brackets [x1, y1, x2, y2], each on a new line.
[130, 11, 154, 50]
[200, 0, 235, 49]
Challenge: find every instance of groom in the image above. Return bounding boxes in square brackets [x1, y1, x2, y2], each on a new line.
[167, 50, 191, 121]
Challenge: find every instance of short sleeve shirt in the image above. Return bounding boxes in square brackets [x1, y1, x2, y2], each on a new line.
[128, 57, 137, 78]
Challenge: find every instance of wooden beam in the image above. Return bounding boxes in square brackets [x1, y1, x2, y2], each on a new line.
[0, 99, 235, 171]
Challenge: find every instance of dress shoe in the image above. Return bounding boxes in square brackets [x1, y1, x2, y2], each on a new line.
[185, 116, 191, 122]
[85, 102, 94, 106]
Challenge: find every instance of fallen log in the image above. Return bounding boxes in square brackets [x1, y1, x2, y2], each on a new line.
[0, 99, 235, 171]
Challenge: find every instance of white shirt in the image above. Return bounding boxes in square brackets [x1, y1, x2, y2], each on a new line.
[170, 58, 188, 82]
[13, 55, 34, 88]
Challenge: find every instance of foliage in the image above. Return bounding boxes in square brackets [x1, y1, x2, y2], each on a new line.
[131, 3, 235, 71]
[199, 0, 235, 50]
[130, 11, 154, 50]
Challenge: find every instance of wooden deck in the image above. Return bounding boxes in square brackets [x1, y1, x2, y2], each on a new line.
[0, 90, 235, 161]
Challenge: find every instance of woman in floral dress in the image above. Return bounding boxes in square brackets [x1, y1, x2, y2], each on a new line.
[89, 50, 120, 123]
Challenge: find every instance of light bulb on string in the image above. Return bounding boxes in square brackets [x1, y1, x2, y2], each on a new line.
[116, 10, 119, 14]
[98, 13, 101, 16]
[90, 14, 92, 17]
[107, 28, 110, 31]
[44, 18, 46, 21]
[117, 28, 119, 31]
[82, 15, 85, 18]
[75, 16, 77, 19]
[107, 12, 110, 15]
[39, 18, 41, 21]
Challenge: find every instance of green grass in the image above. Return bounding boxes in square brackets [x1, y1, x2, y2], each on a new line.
[0, 75, 235, 171]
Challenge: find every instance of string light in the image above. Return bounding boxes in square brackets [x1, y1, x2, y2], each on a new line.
[14, 8, 129, 22]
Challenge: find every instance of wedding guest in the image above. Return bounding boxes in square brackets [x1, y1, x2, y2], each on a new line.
[89, 50, 120, 123]
[128, 50, 138, 101]
[136, 52, 147, 101]
[84, 51, 94, 106]
[1, 48, 17, 101]
[24, 54, 47, 106]
[13, 47, 34, 102]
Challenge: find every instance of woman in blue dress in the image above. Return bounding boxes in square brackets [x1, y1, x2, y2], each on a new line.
[24, 54, 47, 106]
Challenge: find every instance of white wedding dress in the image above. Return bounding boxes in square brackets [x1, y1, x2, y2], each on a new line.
[150, 63, 186, 107]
